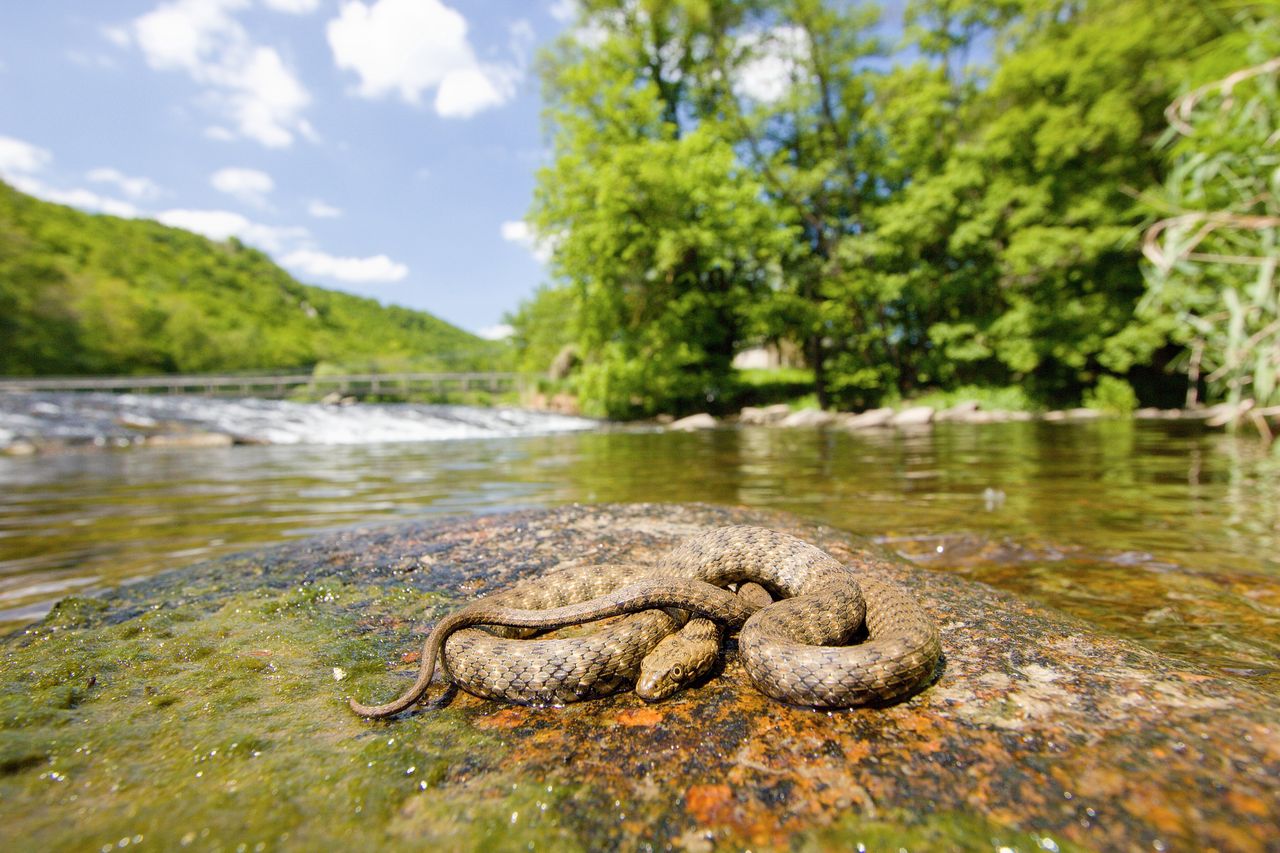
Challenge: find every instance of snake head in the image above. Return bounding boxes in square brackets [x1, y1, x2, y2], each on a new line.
[635, 632, 717, 702]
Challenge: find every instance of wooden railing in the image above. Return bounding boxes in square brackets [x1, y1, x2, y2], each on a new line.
[0, 371, 524, 398]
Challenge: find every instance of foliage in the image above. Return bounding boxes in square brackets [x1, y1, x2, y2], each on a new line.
[512, 0, 1264, 418]
[530, 4, 791, 418]
[733, 367, 816, 408]
[862, 0, 1227, 407]
[504, 284, 578, 376]
[0, 181, 499, 377]
[1082, 375, 1139, 415]
[1139, 13, 1280, 415]
[905, 384, 1038, 413]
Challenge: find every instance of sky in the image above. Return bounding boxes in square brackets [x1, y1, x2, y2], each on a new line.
[0, 0, 578, 339]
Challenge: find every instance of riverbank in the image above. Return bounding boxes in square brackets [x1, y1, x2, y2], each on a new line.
[663, 399, 1279, 439]
[2, 504, 1275, 850]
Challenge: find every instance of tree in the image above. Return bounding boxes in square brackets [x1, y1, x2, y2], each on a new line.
[532, 0, 787, 417]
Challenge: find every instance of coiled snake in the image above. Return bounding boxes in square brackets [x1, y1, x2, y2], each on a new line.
[350, 526, 940, 717]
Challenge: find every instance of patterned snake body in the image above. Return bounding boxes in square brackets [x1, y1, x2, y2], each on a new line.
[350, 526, 941, 716]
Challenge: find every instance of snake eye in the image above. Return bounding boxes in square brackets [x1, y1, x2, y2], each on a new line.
[670, 665, 685, 679]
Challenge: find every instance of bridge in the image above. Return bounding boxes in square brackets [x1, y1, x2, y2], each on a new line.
[0, 371, 524, 399]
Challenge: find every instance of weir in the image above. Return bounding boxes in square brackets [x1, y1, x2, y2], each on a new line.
[0, 370, 524, 398]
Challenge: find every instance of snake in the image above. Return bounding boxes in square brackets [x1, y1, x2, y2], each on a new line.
[349, 526, 941, 717]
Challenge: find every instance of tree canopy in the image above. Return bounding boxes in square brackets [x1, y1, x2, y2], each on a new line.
[512, 0, 1276, 418]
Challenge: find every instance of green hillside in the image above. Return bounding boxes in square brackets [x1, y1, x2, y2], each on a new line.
[0, 181, 500, 376]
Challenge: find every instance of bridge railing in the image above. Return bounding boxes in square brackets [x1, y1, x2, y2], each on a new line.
[0, 371, 524, 398]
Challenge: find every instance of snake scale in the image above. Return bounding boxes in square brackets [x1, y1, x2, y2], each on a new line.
[350, 526, 941, 717]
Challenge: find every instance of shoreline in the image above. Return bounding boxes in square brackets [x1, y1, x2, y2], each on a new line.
[3, 389, 1275, 457]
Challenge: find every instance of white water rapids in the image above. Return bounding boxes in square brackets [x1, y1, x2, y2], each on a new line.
[0, 392, 597, 448]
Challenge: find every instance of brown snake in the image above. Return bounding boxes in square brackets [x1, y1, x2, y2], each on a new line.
[350, 526, 941, 717]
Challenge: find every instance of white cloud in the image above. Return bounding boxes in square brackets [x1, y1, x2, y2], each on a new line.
[736, 26, 808, 104]
[500, 219, 553, 264]
[477, 323, 514, 340]
[281, 248, 409, 283]
[263, 0, 321, 13]
[156, 208, 307, 252]
[548, 0, 577, 23]
[10, 175, 141, 218]
[0, 135, 52, 175]
[326, 0, 521, 118]
[128, 0, 312, 147]
[102, 25, 132, 47]
[210, 166, 274, 206]
[86, 167, 163, 200]
[308, 199, 342, 218]
[0, 138, 140, 217]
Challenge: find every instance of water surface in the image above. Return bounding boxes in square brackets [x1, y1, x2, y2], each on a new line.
[3, 418, 1278, 692]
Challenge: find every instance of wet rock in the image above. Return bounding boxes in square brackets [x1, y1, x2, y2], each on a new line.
[777, 409, 836, 428]
[669, 413, 717, 431]
[1, 504, 1276, 851]
[889, 405, 935, 427]
[738, 404, 792, 425]
[933, 401, 980, 421]
[838, 407, 895, 429]
[142, 431, 235, 448]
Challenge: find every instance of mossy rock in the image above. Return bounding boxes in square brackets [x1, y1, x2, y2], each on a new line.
[0, 504, 1276, 851]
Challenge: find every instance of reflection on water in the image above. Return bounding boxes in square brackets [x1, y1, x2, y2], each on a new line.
[2, 420, 1278, 690]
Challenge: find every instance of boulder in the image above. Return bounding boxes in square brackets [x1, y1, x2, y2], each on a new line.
[934, 401, 980, 422]
[669, 413, 717, 431]
[889, 405, 935, 427]
[738, 404, 792, 425]
[839, 407, 895, 429]
[1, 504, 1276, 851]
[142, 431, 235, 448]
[777, 409, 836, 428]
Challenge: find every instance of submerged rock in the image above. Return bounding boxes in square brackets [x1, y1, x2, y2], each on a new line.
[1, 504, 1276, 851]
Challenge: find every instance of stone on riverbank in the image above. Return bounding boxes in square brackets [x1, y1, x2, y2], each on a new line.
[1, 504, 1276, 851]
[889, 405, 935, 427]
[933, 401, 980, 421]
[668, 413, 718, 431]
[777, 409, 836, 428]
[839, 407, 895, 429]
[738, 404, 792, 425]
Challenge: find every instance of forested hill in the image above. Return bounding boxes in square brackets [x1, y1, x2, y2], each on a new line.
[0, 181, 499, 376]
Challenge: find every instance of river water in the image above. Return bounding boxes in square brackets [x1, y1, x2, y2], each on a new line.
[2, 399, 1278, 693]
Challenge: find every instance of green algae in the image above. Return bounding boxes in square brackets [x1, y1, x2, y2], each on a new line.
[0, 577, 589, 851]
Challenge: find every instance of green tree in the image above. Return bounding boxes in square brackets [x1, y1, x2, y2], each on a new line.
[862, 0, 1231, 406]
[532, 0, 787, 417]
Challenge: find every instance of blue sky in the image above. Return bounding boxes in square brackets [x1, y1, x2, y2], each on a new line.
[0, 0, 576, 338]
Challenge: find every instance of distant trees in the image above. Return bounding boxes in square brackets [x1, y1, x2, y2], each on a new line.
[515, 0, 1271, 418]
[0, 182, 499, 377]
